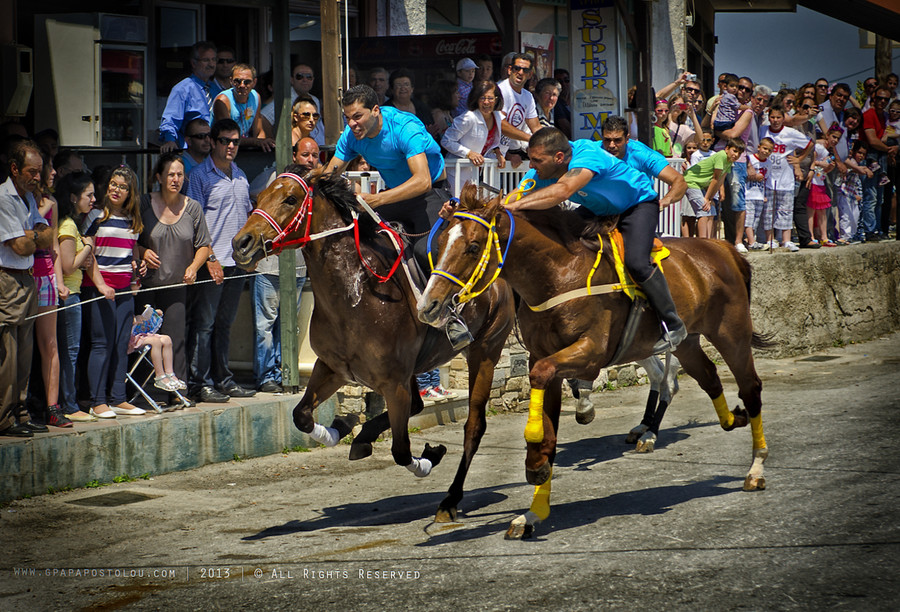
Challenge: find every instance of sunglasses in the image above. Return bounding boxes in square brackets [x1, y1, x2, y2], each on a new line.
[217, 137, 240, 146]
[801, 104, 814, 110]
[217, 58, 235, 65]
[816, 83, 828, 88]
[874, 95, 891, 102]
[737, 85, 751, 92]
[510, 65, 532, 73]
[188, 132, 210, 139]
[232, 78, 253, 86]
[685, 87, 701, 94]
[295, 112, 320, 120]
[294, 73, 314, 80]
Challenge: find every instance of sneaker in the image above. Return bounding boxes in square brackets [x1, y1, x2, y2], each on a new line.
[783, 241, 800, 252]
[432, 385, 458, 399]
[879, 175, 891, 186]
[768, 240, 779, 250]
[735, 243, 748, 254]
[749, 241, 767, 250]
[47, 404, 73, 428]
[419, 387, 442, 400]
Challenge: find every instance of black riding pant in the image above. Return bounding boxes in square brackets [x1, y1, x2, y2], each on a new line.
[617, 198, 661, 283]
[376, 180, 451, 270]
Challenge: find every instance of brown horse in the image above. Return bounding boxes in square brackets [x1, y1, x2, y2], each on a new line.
[231, 168, 515, 522]
[418, 184, 772, 539]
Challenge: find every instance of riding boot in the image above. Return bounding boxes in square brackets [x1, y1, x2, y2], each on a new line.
[445, 314, 473, 351]
[640, 268, 687, 354]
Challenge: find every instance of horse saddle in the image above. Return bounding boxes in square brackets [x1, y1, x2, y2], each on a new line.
[607, 228, 670, 301]
[380, 221, 432, 293]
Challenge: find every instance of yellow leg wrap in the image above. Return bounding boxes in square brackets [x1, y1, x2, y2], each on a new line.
[529, 468, 552, 521]
[524, 388, 545, 443]
[750, 414, 766, 450]
[712, 393, 734, 429]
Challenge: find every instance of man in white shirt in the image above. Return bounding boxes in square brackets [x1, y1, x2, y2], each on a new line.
[498, 53, 543, 167]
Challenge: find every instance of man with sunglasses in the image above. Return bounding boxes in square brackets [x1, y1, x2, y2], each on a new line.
[181, 118, 212, 179]
[159, 41, 217, 154]
[290, 62, 324, 146]
[499, 53, 543, 167]
[817, 83, 853, 160]
[209, 46, 236, 99]
[860, 86, 898, 241]
[186, 119, 256, 403]
[213, 63, 274, 153]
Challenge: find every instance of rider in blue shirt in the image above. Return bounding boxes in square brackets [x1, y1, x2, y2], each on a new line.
[324, 85, 471, 349]
[506, 128, 687, 354]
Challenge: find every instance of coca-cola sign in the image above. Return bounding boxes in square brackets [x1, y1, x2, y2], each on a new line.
[435, 38, 476, 56]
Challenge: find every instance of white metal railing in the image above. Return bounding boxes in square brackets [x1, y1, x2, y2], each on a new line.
[346, 157, 685, 238]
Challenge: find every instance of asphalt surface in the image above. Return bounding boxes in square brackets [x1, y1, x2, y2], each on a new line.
[3, 334, 899, 611]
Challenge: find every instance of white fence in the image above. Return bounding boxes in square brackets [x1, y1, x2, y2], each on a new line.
[346, 156, 686, 237]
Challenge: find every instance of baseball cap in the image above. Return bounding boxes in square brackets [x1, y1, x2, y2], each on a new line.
[456, 58, 477, 71]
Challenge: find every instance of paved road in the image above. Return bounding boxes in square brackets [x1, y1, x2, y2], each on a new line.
[3, 334, 899, 610]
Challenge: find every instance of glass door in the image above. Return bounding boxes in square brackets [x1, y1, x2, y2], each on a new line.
[100, 45, 146, 147]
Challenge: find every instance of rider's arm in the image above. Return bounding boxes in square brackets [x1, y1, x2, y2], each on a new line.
[362, 152, 433, 207]
[657, 165, 687, 208]
[324, 155, 350, 175]
[505, 168, 594, 211]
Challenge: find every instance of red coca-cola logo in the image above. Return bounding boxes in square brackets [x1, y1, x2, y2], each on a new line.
[435, 39, 476, 56]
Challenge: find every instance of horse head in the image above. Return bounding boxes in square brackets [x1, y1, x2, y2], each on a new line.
[232, 165, 323, 270]
[418, 183, 506, 327]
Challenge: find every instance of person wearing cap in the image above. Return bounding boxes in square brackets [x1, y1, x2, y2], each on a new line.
[454, 58, 477, 118]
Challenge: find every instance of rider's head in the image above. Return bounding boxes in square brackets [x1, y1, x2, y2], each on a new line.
[527, 128, 571, 180]
[341, 85, 381, 140]
[600, 115, 630, 159]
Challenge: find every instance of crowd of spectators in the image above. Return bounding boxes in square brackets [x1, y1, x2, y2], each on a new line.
[0, 34, 897, 435]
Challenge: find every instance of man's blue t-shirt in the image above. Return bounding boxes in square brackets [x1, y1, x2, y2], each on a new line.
[334, 106, 444, 189]
[620, 138, 670, 180]
[518, 140, 658, 215]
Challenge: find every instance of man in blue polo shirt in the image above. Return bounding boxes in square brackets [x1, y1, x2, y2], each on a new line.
[505, 128, 687, 354]
[323, 85, 472, 348]
[601, 115, 687, 209]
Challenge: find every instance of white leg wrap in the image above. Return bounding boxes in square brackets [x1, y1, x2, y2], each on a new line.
[309, 423, 340, 447]
[405, 457, 433, 478]
[509, 510, 542, 527]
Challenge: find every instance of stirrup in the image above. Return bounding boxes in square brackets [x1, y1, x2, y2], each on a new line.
[652, 321, 687, 355]
[445, 316, 473, 351]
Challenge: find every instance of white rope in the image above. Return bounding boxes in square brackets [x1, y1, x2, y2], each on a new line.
[25, 270, 266, 321]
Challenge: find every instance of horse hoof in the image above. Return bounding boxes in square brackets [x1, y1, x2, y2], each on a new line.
[575, 406, 595, 425]
[349, 441, 373, 460]
[635, 438, 655, 453]
[422, 443, 447, 467]
[743, 475, 766, 491]
[626, 424, 649, 444]
[732, 406, 749, 428]
[331, 414, 360, 439]
[435, 506, 458, 523]
[504, 522, 534, 540]
[525, 461, 551, 485]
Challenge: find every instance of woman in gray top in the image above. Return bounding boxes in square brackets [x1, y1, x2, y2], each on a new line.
[138, 152, 211, 397]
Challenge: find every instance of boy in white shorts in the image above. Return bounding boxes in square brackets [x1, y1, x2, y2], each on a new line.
[744, 137, 774, 249]
[758, 105, 813, 251]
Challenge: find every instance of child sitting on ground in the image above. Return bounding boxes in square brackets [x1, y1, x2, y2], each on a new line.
[129, 305, 187, 392]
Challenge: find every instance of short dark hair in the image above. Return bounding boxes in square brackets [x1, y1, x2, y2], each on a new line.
[831, 82, 851, 96]
[725, 138, 746, 152]
[467, 80, 502, 112]
[431, 79, 458, 111]
[342, 85, 378, 110]
[723, 74, 739, 86]
[388, 68, 415, 91]
[192, 41, 216, 60]
[511, 53, 534, 68]
[53, 148, 79, 171]
[217, 45, 235, 58]
[851, 140, 867, 155]
[8, 138, 41, 173]
[211, 118, 240, 140]
[232, 62, 256, 79]
[601, 115, 629, 135]
[768, 104, 787, 116]
[529, 127, 570, 157]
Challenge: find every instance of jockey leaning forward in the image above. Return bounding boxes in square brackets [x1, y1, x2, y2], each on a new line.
[503, 127, 687, 354]
[323, 84, 471, 349]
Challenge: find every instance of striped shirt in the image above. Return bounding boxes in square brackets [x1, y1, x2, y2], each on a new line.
[84, 214, 138, 289]
[186, 156, 251, 267]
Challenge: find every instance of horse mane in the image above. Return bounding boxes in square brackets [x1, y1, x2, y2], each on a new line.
[458, 183, 612, 256]
[307, 167, 379, 235]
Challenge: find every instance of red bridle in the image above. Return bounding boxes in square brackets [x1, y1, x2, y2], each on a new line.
[250, 172, 315, 254]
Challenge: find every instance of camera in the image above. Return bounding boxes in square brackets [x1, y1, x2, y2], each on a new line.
[685, 73, 697, 82]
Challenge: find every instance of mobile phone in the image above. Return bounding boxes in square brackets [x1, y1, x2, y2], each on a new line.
[677, 103, 688, 110]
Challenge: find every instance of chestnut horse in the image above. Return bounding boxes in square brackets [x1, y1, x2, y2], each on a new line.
[418, 184, 773, 539]
[231, 168, 515, 522]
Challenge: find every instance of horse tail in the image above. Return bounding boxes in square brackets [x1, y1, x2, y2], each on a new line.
[733, 247, 778, 350]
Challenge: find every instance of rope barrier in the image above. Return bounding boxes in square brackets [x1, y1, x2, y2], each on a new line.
[25, 270, 267, 321]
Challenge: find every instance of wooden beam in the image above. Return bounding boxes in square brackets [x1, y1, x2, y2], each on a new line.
[321, 0, 341, 144]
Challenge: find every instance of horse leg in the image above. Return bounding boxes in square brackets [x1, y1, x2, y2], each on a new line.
[292, 360, 358, 446]
[708, 330, 767, 491]
[571, 379, 595, 425]
[675, 336, 748, 432]
[381, 377, 447, 477]
[507, 377, 562, 540]
[348, 380, 430, 460]
[436, 344, 500, 523]
[633, 355, 681, 453]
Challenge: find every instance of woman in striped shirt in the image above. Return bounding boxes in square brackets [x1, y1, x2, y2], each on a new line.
[83, 166, 145, 418]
